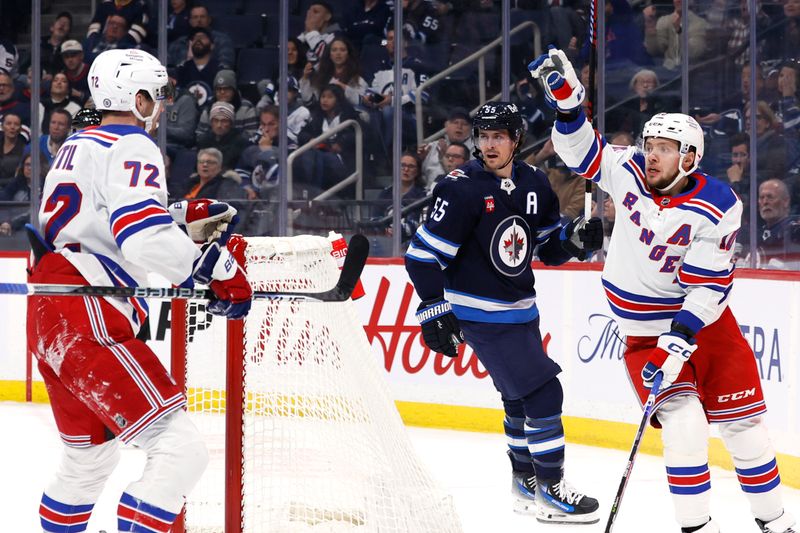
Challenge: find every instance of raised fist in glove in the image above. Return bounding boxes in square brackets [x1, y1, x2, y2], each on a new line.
[641, 329, 697, 389]
[561, 216, 603, 261]
[415, 297, 465, 357]
[192, 225, 252, 319]
[527, 47, 585, 112]
[169, 199, 237, 244]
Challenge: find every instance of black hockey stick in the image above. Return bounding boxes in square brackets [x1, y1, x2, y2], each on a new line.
[604, 371, 663, 533]
[585, 0, 599, 217]
[0, 234, 369, 303]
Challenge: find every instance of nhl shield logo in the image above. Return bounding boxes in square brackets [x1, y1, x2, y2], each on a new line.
[484, 196, 495, 213]
[660, 197, 670, 206]
[490, 216, 531, 277]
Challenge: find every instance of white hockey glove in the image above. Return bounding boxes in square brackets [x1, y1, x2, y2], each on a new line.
[527, 47, 585, 112]
[641, 329, 697, 389]
[169, 199, 237, 244]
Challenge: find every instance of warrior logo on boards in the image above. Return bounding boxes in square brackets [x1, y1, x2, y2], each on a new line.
[490, 216, 531, 277]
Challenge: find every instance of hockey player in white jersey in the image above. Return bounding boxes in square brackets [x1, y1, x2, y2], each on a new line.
[27, 48, 252, 533]
[530, 47, 796, 533]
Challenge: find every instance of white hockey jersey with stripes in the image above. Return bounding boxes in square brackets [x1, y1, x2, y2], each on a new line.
[552, 112, 742, 337]
[37, 124, 199, 333]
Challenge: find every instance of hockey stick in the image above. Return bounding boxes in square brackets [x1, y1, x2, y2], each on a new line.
[0, 234, 369, 303]
[584, 0, 599, 217]
[604, 371, 663, 533]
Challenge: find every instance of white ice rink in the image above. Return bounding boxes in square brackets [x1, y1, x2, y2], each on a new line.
[3, 401, 798, 532]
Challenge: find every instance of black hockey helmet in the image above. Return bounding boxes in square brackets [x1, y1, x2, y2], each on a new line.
[71, 107, 102, 132]
[472, 101, 526, 161]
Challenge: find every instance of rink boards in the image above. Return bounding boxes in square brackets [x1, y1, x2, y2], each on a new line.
[1, 253, 798, 487]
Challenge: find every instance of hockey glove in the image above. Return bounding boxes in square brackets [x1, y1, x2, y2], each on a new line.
[169, 199, 238, 244]
[560, 216, 603, 261]
[641, 329, 698, 389]
[192, 217, 252, 320]
[415, 297, 465, 358]
[528, 47, 585, 112]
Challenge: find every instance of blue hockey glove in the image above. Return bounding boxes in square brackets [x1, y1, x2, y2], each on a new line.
[528, 47, 585, 112]
[642, 330, 697, 389]
[415, 297, 465, 357]
[560, 216, 603, 261]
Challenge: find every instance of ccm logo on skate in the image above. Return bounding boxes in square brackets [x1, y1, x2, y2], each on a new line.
[717, 388, 756, 403]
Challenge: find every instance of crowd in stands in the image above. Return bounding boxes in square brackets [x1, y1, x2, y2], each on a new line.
[0, 0, 798, 266]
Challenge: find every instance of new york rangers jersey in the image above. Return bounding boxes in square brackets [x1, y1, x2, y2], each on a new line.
[551, 111, 742, 337]
[405, 159, 572, 323]
[38, 124, 200, 333]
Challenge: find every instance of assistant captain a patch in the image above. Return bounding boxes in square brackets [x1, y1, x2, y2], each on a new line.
[490, 215, 532, 277]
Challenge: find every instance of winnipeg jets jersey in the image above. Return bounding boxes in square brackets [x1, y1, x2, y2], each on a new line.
[552, 112, 742, 337]
[405, 159, 571, 324]
[38, 124, 200, 333]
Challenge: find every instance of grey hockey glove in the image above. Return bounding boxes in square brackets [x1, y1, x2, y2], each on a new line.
[169, 199, 237, 244]
[528, 47, 585, 112]
[561, 216, 603, 261]
[415, 297, 465, 358]
[642, 326, 697, 389]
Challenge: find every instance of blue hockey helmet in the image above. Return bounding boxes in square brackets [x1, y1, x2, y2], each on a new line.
[472, 101, 526, 162]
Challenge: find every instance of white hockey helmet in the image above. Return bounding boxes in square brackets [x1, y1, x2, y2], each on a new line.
[642, 112, 704, 191]
[88, 49, 170, 129]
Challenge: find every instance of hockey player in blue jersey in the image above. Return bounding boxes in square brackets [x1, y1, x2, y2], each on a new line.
[405, 102, 604, 524]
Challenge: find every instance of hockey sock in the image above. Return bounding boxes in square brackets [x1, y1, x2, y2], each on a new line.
[502, 400, 534, 472]
[659, 395, 712, 528]
[720, 417, 784, 523]
[39, 493, 94, 532]
[521, 378, 565, 481]
[117, 492, 177, 532]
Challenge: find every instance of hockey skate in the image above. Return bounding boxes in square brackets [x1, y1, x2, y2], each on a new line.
[757, 511, 797, 533]
[511, 470, 537, 514]
[535, 477, 599, 524]
[681, 519, 720, 532]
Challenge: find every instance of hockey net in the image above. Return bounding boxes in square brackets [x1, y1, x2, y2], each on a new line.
[171, 234, 462, 533]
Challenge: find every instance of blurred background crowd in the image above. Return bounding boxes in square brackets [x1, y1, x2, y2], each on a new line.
[0, 0, 798, 269]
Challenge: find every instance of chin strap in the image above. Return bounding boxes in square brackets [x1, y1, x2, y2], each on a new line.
[132, 100, 162, 133]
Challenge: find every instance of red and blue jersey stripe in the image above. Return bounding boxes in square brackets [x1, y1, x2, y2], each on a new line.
[707, 400, 767, 423]
[110, 198, 173, 248]
[666, 464, 711, 495]
[68, 127, 120, 148]
[677, 263, 734, 293]
[118, 492, 177, 532]
[40, 493, 94, 532]
[736, 458, 781, 494]
[602, 278, 684, 321]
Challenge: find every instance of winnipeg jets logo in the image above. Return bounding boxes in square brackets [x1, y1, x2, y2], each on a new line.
[490, 216, 531, 276]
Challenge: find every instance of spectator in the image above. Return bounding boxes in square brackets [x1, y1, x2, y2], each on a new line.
[607, 68, 678, 136]
[40, 72, 81, 127]
[763, 0, 800, 62]
[705, 0, 773, 71]
[0, 37, 20, 78]
[39, 12, 73, 76]
[29, 108, 71, 166]
[0, 113, 25, 186]
[179, 147, 247, 201]
[724, 133, 757, 240]
[604, 0, 653, 70]
[195, 69, 258, 142]
[167, 0, 192, 43]
[433, 141, 470, 185]
[375, 151, 427, 243]
[342, 0, 391, 49]
[754, 178, 800, 268]
[87, 0, 150, 46]
[60, 40, 91, 104]
[745, 100, 798, 180]
[256, 77, 311, 151]
[775, 59, 800, 136]
[165, 81, 200, 150]
[167, 5, 235, 68]
[297, 84, 361, 195]
[300, 36, 368, 107]
[385, 0, 443, 46]
[84, 14, 136, 62]
[364, 28, 423, 150]
[298, 1, 341, 66]
[175, 28, 222, 104]
[286, 37, 309, 81]
[0, 70, 31, 135]
[0, 152, 34, 201]
[196, 101, 249, 170]
[545, 156, 585, 220]
[419, 107, 473, 187]
[236, 106, 284, 199]
[643, 0, 710, 71]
